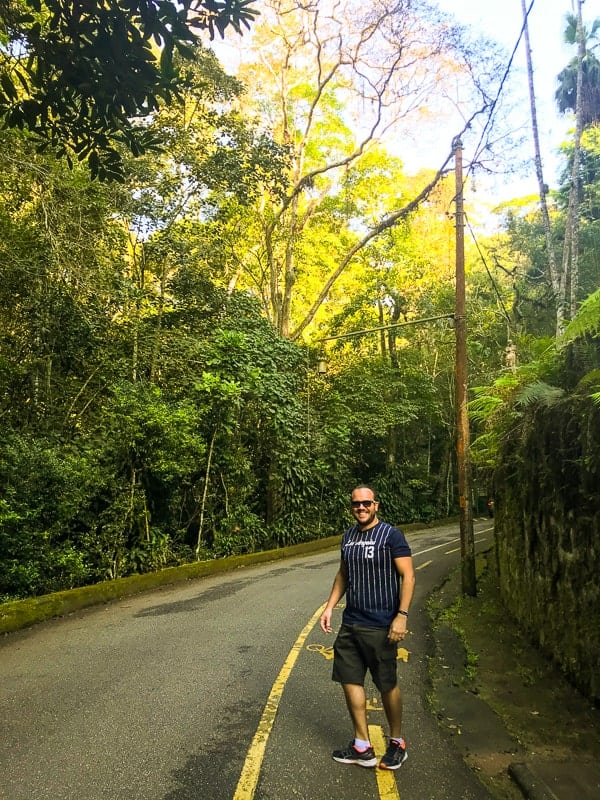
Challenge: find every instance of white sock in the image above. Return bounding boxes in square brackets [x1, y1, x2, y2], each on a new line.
[354, 738, 371, 750]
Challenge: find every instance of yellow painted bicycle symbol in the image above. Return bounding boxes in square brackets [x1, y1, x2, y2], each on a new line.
[307, 644, 335, 660]
[307, 644, 410, 663]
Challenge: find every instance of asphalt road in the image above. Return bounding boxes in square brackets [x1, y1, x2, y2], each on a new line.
[0, 521, 495, 800]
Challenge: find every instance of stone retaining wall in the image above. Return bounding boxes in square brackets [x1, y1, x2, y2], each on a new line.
[494, 397, 600, 702]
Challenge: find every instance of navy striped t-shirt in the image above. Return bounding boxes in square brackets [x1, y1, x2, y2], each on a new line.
[341, 521, 411, 628]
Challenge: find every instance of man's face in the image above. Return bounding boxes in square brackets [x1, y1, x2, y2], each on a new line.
[350, 489, 379, 528]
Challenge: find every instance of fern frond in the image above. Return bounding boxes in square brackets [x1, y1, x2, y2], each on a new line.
[470, 431, 501, 468]
[492, 373, 521, 389]
[468, 394, 503, 423]
[562, 289, 600, 345]
[579, 369, 600, 388]
[515, 381, 565, 407]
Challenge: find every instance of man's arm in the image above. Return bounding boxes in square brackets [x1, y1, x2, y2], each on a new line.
[388, 555, 416, 641]
[320, 559, 346, 633]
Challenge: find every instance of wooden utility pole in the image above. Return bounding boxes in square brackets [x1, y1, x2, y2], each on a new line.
[453, 136, 477, 596]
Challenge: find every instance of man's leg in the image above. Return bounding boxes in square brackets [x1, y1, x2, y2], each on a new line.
[341, 683, 369, 741]
[381, 684, 403, 739]
[379, 684, 408, 770]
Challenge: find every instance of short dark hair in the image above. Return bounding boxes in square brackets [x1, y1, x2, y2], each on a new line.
[351, 485, 377, 500]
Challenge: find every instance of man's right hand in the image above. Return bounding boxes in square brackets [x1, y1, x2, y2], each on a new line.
[320, 607, 333, 633]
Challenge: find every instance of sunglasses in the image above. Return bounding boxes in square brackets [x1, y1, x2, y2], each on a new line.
[351, 500, 376, 509]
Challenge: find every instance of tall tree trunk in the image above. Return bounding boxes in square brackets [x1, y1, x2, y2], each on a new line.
[377, 298, 387, 358]
[520, 0, 563, 336]
[196, 427, 217, 559]
[565, 0, 585, 322]
[280, 195, 300, 338]
[149, 257, 167, 383]
[128, 230, 144, 382]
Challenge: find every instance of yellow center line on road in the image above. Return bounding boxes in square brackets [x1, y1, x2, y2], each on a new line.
[369, 725, 401, 799]
[234, 524, 493, 798]
[233, 603, 326, 800]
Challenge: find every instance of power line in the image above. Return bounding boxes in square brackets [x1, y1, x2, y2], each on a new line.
[442, 1, 537, 220]
[444, 4, 538, 335]
[464, 213, 513, 328]
[466, 0, 537, 182]
[316, 314, 455, 342]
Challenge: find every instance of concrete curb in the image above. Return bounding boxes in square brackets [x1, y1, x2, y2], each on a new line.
[0, 519, 444, 635]
[508, 763, 560, 800]
[0, 535, 341, 634]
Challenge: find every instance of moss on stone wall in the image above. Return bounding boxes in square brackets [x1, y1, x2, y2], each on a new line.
[494, 397, 600, 702]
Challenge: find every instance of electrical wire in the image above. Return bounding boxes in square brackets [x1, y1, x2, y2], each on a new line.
[464, 212, 513, 328]
[446, 3, 539, 336]
[443, 0, 537, 216]
[466, 0, 537, 184]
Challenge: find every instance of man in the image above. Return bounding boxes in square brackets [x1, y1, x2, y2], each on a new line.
[320, 485, 416, 770]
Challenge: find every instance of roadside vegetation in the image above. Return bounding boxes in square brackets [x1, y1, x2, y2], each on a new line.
[0, 0, 598, 602]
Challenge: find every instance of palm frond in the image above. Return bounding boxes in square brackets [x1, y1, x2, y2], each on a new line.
[579, 368, 600, 387]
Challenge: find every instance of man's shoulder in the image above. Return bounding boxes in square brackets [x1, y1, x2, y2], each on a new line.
[375, 521, 411, 551]
[373, 520, 404, 536]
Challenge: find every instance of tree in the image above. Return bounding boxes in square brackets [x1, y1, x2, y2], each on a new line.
[555, 13, 600, 127]
[225, 0, 504, 339]
[520, 3, 598, 336]
[0, 0, 258, 178]
[558, 2, 590, 324]
[520, 0, 561, 336]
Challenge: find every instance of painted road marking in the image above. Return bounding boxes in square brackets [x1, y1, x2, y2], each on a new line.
[233, 603, 326, 800]
[308, 643, 410, 663]
[416, 559, 432, 570]
[233, 526, 495, 799]
[370, 724, 401, 799]
[411, 525, 493, 558]
[307, 643, 334, 660]
[446, 534, 489, 555]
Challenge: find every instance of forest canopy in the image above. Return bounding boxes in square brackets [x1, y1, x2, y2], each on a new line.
[0, 0, 599, 602]
[0, 0, 259, 177]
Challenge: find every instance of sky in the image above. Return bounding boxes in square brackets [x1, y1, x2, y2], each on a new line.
[431, 0, 577, 198]
[215, 0, 583, 202]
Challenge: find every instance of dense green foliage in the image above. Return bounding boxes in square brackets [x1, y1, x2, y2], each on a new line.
[0, 45, 464, 601]
[469, 88, 600, 420]
[0, 0, 258, 177]
[1, 4, 598, 604]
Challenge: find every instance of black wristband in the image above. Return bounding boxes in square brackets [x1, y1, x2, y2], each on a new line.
[398, 610, 408, 617]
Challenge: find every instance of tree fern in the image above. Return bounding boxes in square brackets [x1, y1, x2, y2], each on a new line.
[562, 288, 600, 344]
[468, 391, 504, 424]
[515, 381, 565, 407]
[579, 369, 600, 406]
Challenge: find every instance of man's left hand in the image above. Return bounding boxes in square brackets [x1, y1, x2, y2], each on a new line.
[388, 614, 408, 642]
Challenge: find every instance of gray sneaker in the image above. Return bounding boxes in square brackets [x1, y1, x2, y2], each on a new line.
[332, 742, 377, 768]
[379, 738, 408, 770]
